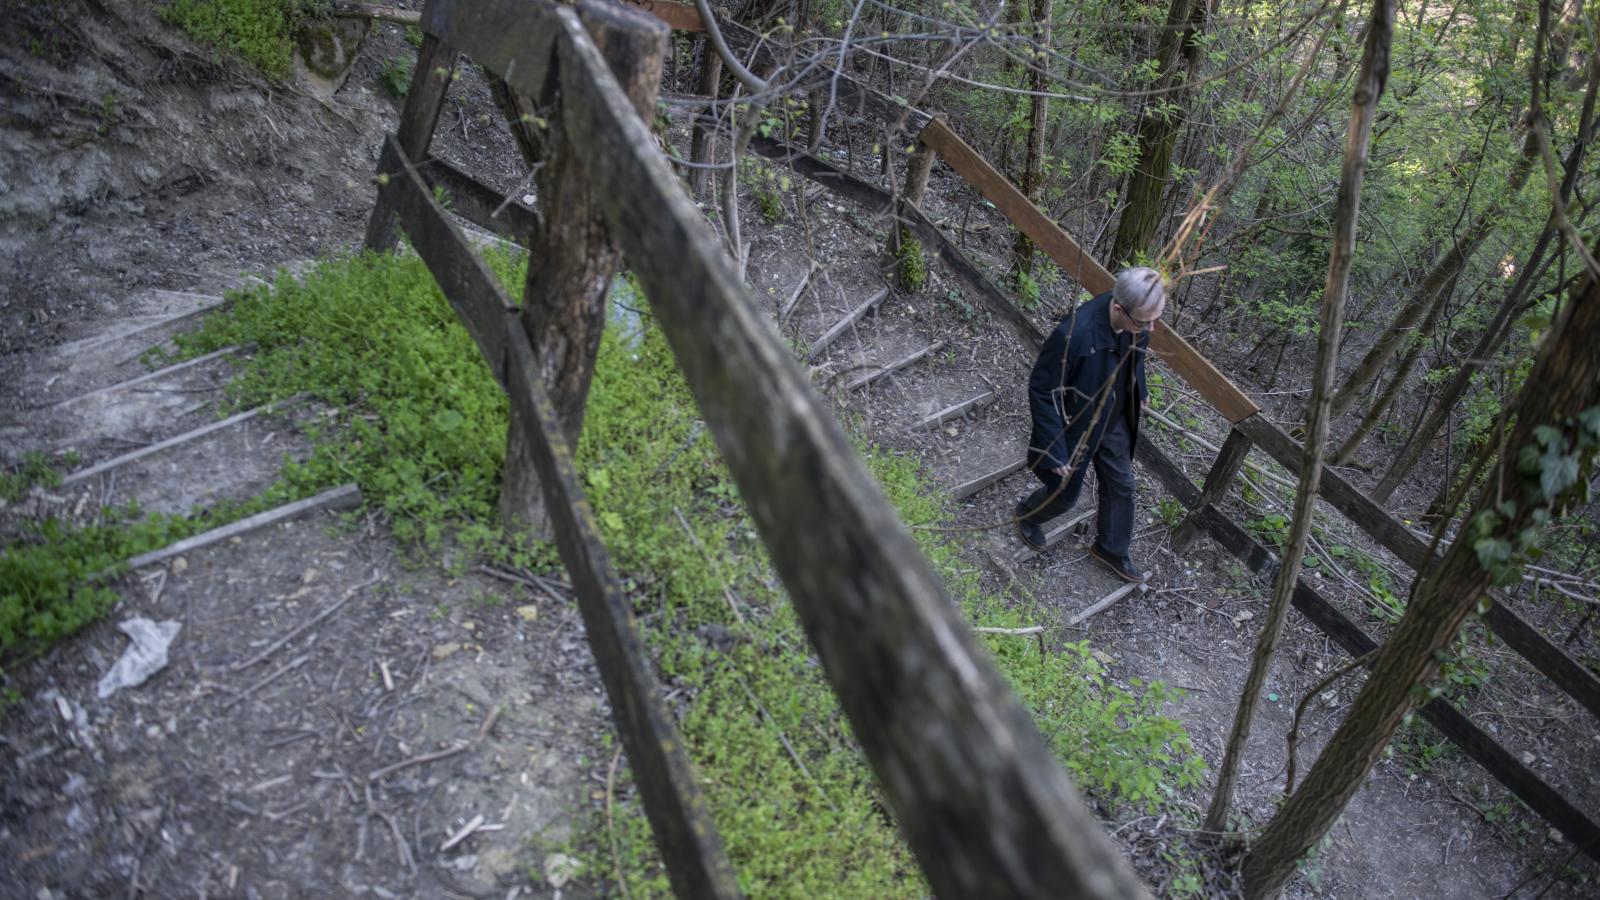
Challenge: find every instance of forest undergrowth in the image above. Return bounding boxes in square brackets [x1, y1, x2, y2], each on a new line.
[0, 250, 1209, 893]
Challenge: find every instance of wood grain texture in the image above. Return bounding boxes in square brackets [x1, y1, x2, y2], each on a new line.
[365, 33, 458, 251]
[416, 157, 538, 244]
[1134, 440, 1600, 860]
[1171, 426, 1253, 553]
[619, 0, 704, 31]
[502, 312, 740, 899]
[1233, 414, 1600, 722]
[375, 135, 515, 384]
[420, 0, 561, 105]
[557, 16, 1150, 897]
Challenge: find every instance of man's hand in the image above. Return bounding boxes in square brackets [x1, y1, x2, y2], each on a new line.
[1052, 463, 1073, 478]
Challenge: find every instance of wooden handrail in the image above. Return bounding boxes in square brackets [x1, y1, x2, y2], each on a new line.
[554, 9, 1151, 896]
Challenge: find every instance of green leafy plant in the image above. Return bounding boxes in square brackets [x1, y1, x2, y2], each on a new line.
[160, 0, 307, 77]
[379, 55, 412, 97]
[895, 228, 927, 293]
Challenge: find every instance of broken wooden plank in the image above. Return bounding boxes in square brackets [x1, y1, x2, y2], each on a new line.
[62, 396, 304, 487]
[559, 17, 1151, 895]
[953, 457, 1027, 501]
[910, 391, 995, 432]
[778, 262, 818, 324]
[807, 286, 890, 362]
[45, 346, 245, 409]
[845, 340, 945, 392]
[126, 484, 362, 570]
[1067, 582, 1145, 626]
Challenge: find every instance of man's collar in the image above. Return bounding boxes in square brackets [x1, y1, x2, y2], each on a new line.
[1090, 294, 1118, 351]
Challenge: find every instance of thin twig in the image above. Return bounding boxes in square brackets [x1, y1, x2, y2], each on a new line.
[368, 705, 501, 783]
[230, 571, 382, 672]
[606, 747, 632, 900]
[1285, 651, 1375, 793]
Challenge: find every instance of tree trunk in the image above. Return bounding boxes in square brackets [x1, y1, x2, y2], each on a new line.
[1202, 0, 1394, 836]
[1329, 274, 1455, 465]
[1108, 0, 1209, 267]
[1010, 0, 1051, 277]
[1241, 238, 1600, 900]
[1327, 138, 1536, 419]
[501, 13, 668, 535]
[689, 38, 723, 199]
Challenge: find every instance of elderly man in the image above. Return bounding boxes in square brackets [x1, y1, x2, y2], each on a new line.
[1016, 267, 1165, 582]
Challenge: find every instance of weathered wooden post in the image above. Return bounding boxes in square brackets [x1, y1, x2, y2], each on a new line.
[1169, 426, 1252, 553]
[363, 34, 459, 252]
[687, 37, 723, 198]
[499, 0, 671, 536]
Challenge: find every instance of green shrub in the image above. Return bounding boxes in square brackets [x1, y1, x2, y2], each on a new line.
[895, 228, 926, 293]
[160, 0, 308, 77]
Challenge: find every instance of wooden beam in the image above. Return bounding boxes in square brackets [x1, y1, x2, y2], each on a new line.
[557, 15, 1151, 897]
[62, 398, 301, 486]
[845, 340, 945, 392]
[365, 33, 458, 252]
[917, 118, 1259, 424]
[618, 0, 704, 31]
[1146, 324, 1260, 423]
[1068, 582, 1145, 626]
[1012, 508, 1094, 562]
[910, 391, 996, 432]
[416, 157, 539, 244]
[502, 313, 740, 898]
[1170, 426, 1253, 553]
[953, 457, 1027, 501]
[1134, 440, 1600, 861]
[919, 118, 1113, 294]
[376, 135, 516, 385]
[1232, 413, 1600, 723]
[807, 286, 889, 361]
[126, 484, 362, 569]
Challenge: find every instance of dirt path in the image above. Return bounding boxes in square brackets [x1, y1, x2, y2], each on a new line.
[3, 3, 1596, 897]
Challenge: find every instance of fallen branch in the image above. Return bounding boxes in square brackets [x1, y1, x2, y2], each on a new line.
[229, 571, 382, 672]
[1067, 582, 1144, 627]
[368, 704, 501, 783]
[332, 3, 421, 25]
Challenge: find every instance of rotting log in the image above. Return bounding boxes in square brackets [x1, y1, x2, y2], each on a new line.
[1234, 413, 1600, 723]
[556, 10, 1151, 895]
[365, 33, 458, 252]
[910, 391, 996, 432]
[954, 457, 1027, 501]
[1134, 440, 1600, 861]
[501, 313, 740, 898]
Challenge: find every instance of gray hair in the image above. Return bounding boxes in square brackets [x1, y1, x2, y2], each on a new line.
[1113, 267, 1166, 314]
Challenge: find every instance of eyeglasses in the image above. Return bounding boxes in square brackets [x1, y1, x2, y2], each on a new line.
[1115, 303, 1160, 328]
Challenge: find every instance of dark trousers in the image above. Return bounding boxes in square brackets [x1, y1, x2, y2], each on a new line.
[1020, 414, 1136, 559]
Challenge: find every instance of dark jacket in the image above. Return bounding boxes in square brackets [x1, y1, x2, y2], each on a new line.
[1027, 291, 1149, 470]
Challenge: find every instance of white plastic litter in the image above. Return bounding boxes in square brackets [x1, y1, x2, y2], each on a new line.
[97, 617, 182, 699]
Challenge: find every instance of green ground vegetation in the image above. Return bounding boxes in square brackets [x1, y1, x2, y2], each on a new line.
[2, 251, 1205, 891]
[159, 0, 312, 77]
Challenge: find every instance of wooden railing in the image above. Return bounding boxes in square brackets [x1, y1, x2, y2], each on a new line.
[636, 1, 1600, 861]
[363, 0, 1157, 895]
